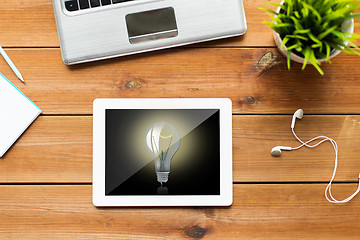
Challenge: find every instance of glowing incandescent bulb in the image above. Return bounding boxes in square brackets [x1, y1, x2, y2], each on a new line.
[145, 122, 180, 184]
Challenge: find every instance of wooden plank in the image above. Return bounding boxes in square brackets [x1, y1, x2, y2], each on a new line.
[235, 115, 360, 182]
[0, 116, 92, 183]
[2, 115, 360, 183]
[0, 0, 358, 47]
[0, 184, 359, 239]
[0, 0, 59, 47]
[2, 48, 360, 114]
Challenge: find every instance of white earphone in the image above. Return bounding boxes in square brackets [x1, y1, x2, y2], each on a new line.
[271, 109, 360, 204]
[270, 146, 291, 157]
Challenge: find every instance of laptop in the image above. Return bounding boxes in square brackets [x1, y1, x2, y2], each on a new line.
[93, 98, 232, 206]
[52, 0, 247, 65]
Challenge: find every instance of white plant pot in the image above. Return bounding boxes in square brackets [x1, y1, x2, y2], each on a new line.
[273, 2, 354, 64]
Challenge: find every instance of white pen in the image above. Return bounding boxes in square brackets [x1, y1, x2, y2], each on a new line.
[0, 45, 25, 83]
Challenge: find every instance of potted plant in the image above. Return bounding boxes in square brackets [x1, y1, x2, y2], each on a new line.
[261, 0, 360, 75]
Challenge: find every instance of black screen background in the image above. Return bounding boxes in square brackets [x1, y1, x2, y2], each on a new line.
[105, 109, 220, 195]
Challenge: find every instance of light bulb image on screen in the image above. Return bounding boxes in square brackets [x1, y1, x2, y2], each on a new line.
[105, 109, 220, 196]
[145, 122, 180, 185]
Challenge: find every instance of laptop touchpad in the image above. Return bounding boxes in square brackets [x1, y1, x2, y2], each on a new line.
[126, 7, 178, 44]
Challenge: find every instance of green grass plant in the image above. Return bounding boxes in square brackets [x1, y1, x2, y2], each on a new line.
[261, 0, 360, 75]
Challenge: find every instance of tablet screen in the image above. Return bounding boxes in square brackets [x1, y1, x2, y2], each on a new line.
[105, 109, 220, 195]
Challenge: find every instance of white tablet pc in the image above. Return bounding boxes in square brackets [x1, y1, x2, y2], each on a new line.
[93, 98, 232, 206]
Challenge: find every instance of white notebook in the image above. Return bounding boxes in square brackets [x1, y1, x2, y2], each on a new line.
[0, 73, 41, 157]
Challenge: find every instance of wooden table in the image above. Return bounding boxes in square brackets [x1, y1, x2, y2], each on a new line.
[1, 1, 360, 239]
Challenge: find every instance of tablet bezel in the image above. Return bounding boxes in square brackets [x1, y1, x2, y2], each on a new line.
[93, 98, 232, 206]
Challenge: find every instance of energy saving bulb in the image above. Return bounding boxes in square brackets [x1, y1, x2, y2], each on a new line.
[145, 122, 180, 185]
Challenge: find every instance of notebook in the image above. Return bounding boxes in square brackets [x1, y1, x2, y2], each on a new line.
[0, 73, 41, 157]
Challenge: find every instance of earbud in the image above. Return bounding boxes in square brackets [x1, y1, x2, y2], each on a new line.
[291, 109, 304, 129]
[271, 108, 360, 204]
[271, 146, 292, 157]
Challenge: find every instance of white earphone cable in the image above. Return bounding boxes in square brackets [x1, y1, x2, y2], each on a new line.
[290, 128, 360, 203]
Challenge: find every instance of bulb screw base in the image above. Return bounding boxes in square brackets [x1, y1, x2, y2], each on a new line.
[156, 172, 169, 184]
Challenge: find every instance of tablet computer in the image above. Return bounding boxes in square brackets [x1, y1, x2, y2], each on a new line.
[93, 98, 232, 206]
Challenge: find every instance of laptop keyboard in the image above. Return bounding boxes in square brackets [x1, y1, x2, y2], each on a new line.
[65, 0, 135, 11]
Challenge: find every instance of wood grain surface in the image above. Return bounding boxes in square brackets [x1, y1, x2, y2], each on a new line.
[2, 48, 360, 114]
[2, 115, 360, 183]
[1, 0, 360, 239]
[0, 184, 359, 239]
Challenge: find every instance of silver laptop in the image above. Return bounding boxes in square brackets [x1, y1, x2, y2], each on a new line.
[52, 0, 247, 65]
